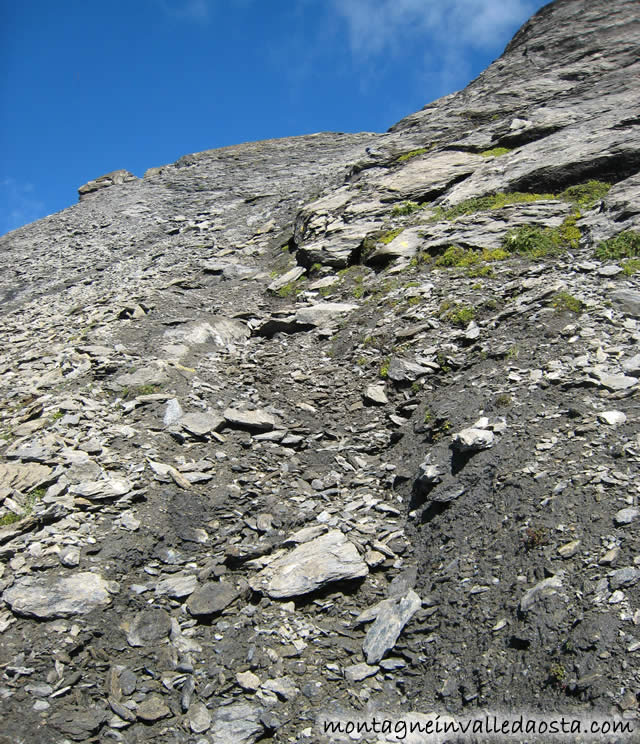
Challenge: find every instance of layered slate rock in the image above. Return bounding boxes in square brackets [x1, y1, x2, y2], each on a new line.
[249, 530, 368, 598]
[361, 590, 422, 664]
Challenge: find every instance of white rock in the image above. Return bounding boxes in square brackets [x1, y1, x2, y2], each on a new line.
[598, 410, 627, 426]
[163, 398, 184, 425]
[364, 384, 388, 405]
[3, 572, 112, 619]
[519, 574, 564, 613]
[452, 427, 494, 452]
[249, 529, 368, 598]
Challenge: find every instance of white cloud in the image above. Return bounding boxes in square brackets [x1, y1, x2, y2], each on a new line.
[0, 177, 46, 235]
[332, 0, 538, 56]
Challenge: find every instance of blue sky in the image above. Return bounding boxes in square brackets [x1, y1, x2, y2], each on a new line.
[0, 0, 548, 235]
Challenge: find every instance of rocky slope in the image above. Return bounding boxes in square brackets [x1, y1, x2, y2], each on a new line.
[0, 0, 639, 742]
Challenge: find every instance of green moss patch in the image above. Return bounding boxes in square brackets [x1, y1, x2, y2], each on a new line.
[396, 148, 428, 162]
[557, 180, 611, 209]
[480, 147, 512, 158]
[550, 292, 584, 314]
[378, 228, 404, 245]
[391, 201, 422, 217]
[439, 301, 475, 327]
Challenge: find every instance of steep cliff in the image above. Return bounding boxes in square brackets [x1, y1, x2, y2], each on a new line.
[0, 1, 639, 742]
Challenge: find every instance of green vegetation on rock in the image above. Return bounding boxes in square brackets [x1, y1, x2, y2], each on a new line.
[550, 291, 584, 314]
[439, 301, 475, 327]
[557, 180, 611, 208]
[442, 191, 556, 221]
[480, 147, 512, 158]
[622, 258, 640, 276]
[391, 201, 422, 217]
[435, 245, 509, 269]
[378, 228, 404, 245]
[594, 231, 640, 260]
[0, 512, 21, 526]
[503, 212, 582, 258]
[277, 277, 306, 298]
[396, 148, 428, 162]
[437, 181, 610, 222]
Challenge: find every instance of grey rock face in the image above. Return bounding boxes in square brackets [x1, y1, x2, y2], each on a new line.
[3, 572, 112, 618]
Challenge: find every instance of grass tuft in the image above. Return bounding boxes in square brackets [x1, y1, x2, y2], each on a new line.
[503, 212, 581, 258]
[550, 292, 584, 314]
[396, 148, 428, 162]
[391, 201, 422, 217]
[378, 228, 404, 245]
[480, 147, 512, 158]
[594, 231, 640, 261]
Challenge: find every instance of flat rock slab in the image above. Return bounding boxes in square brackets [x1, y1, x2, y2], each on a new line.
[127, 608, 172, 647]
[250, 529, 368, 598]
[294, 302, 357, 327]
[387, 357, 433, 382]
[187, 581, 239, 617]
[3, 572, 112, 619]
[371, 151, 481, 201]
[209, 702, 264, 744]
[69, 478, 132, 500]
[364, 384, 388, 405]
[164, 317, 250, 347]
[614, 507, 640, 525]
[114, 362, 169, 388]
[155, 572, 198, 598]
[610, 567, 640, 590]
[179, 411, 225, 436]
[345, 662, 379, 682]
[362, 590, 422, 664]
[611, 289, 640, 317]
[136, 694, 171, 722]
[598, 410, 627, 426]
[0, 462, 52, 493]
[268, 265, 306, 292]
[622, 353, 640, 375]
[189, 701, 212, 733]
[223, 408, 277, 432]
[49, 706, 107, 741]
[589, 368, 638, 391]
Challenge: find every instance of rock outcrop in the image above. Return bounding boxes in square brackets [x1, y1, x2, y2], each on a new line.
[77, 169, 139, 200]
[0, 1, 639, 742]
